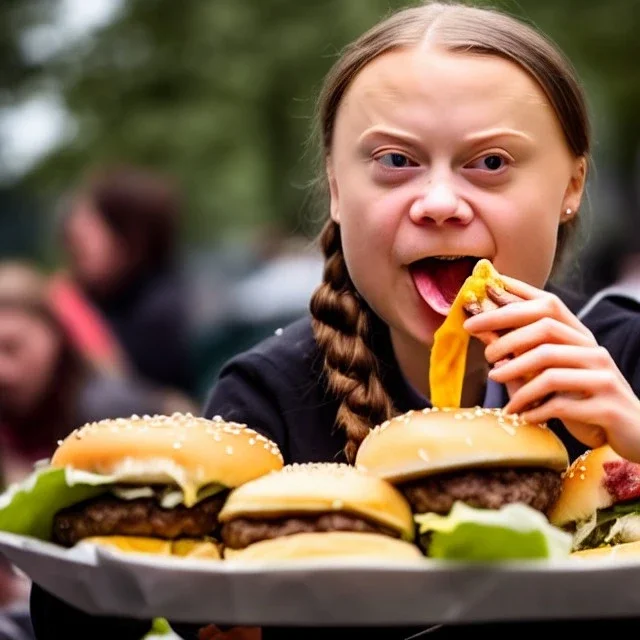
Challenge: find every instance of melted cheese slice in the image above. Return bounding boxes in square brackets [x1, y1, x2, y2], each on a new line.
[428, 259, 504, 408]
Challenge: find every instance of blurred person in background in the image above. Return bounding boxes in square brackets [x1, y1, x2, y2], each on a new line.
[0, 260, 196, 486]
[0, 259, 192, 634]
[53, 165, 196, 398]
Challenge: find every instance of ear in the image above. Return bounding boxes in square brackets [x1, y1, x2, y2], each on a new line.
[561, 155, 587, 222]
[326, 157, 340, 224]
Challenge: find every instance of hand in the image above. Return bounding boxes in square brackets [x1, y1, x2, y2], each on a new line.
[198, 625, 261, 640]
[463, 274, 640, 462]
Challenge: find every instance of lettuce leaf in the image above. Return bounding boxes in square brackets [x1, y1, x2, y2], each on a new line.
[574, 501, 640, 551]
[415, 501, 572, 561]
[0, 466, 114, 541]
[0, 464, 228, 543]
[143, 618, 176, 639]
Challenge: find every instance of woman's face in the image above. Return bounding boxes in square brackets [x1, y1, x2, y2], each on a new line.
[0, 309, 62, 417]
[327, 46, 586, 352]
[63, 199, 130, 294]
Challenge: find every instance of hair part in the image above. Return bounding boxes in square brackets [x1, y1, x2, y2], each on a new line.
[309, 0, 592, 462]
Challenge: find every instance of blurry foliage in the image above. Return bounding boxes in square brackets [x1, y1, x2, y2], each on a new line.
[0, 0, 638, 247]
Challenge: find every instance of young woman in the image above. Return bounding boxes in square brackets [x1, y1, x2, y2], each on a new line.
[30, 2, 640, 638]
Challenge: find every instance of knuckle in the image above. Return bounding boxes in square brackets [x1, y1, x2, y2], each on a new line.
[539, 316, 557, 337]
[594, 345, 612, 367]
[543, 292, 563, 315]
[536, 343, 555, 361]
[600, 370, 618, 392]
[538, 369, 557, 388]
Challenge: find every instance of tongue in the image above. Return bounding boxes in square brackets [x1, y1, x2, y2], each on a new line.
[412, 258, 476, 315]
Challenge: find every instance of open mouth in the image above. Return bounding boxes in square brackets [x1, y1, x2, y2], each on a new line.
[410, 256, 481, 316]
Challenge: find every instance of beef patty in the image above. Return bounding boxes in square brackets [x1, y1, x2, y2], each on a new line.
[52, 492, 228, 547]
[399, 467, 562, 515]
[221, 513, 398, 550]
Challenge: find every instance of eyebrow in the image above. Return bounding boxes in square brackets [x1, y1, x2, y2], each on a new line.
[357, 126, 534, 147]
[463, 128, 534, 144]
[357, 126, 423, 146]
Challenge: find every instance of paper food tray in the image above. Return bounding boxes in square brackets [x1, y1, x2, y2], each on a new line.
[2, 531, 640, 626]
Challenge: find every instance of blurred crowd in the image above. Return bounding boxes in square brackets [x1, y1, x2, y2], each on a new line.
[0, 164, 323, 637]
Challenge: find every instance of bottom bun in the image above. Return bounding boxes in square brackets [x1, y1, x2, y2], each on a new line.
[224, 531, 424, 562]
[81, 536, 221, 559]
[571, 540, 640, 560]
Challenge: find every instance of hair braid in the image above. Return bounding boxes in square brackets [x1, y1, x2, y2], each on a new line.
[310, 219, 395, 463]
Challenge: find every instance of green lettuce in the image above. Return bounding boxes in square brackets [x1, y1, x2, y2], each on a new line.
[0, 465, 114, 540]
[0, 463, 227, 543]
[573, 500, 640, 551]
[142, 618, 176, 639]
[415, 501, 573, 561]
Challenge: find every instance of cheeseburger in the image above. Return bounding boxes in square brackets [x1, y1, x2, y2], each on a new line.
[355, 407, 571, 556]
[47, 413, 283, 558]
[218, 462, 423, 561]
[549, 445, 640, 558]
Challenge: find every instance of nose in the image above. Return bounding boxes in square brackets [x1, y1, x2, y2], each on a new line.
[409, 177, 472, 227]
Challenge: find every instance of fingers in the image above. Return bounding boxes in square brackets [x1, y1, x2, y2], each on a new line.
[504, 368, 618, 415]
[488, 344, 619, 385]
[517, 395, 608, 449]
[498, 274, 550, 299]
[482, 320, 596, 365]
[464, 290, 594, 338]
[486, 284, 523, 307]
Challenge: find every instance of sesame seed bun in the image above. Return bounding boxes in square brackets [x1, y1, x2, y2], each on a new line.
[354, 407, 569, 483]
[571, 540, 640, 560]
[218, 462, 415, 541]
[223, 531, 424, 562]
[548, 445, 623, 528]
[51, 413, 284, 494]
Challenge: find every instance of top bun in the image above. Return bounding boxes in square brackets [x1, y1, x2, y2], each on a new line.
[51, 413, 284, 493]
[355, 407, 569, 483]
[548, 445, 622, 527]
[218, 462, 415, 541]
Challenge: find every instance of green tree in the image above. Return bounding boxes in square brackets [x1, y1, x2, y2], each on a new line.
[0, 0, 637, 250]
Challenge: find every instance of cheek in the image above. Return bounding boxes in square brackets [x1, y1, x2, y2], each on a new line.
[337, 181, 406, 257]
[26, 332, 61, 389]
[492, 199, 560, 287]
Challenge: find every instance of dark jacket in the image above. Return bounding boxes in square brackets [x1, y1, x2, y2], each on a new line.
[89, 268, 194, 395]
[28, 287, 640, 639]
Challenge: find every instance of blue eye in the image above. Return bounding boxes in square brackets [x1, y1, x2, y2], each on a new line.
[467, 154, 506, 171]
[377, 152, 417, 168]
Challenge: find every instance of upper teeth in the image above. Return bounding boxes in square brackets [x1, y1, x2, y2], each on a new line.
[433, 255, 466, 260]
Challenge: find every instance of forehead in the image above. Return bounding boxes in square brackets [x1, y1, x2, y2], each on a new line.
[335, 46, 559, 142]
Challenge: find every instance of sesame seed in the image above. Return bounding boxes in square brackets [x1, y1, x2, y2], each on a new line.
[418, 448, 429, 461]
[332, 499, 344, 509]
[225, 446, 234, 455]
[173, 442, 183, 450]
[275, 328, 283, 336]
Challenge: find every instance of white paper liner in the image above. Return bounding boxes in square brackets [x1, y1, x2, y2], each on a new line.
[2, 531, 640, 626]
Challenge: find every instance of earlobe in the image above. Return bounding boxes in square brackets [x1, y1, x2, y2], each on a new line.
[561, 155, 587, 220]
[326, 158, 340, 224]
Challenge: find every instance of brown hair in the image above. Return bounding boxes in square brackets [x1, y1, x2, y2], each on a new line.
[69, 165, 181, 275]
[0, 262, 88, 458]
[309, 1, 591, 463]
